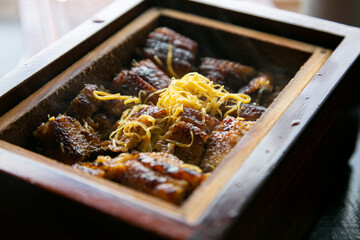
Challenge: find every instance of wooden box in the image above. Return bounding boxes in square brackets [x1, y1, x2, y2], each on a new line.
[0, 1, 359, 239]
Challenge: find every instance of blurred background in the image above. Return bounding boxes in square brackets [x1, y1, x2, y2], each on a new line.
[0, 0, 359, 239]
[0, 0, 22, 77]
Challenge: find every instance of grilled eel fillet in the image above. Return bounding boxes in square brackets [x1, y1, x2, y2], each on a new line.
[35, 115, 124, 164]
[198, 57, 256, 92]
[111, 67, 166, 105]
[131, 59, 171, 90]
[144, 27, 198, 78]
[156, 121, 208, 166]
[74, 152, 209, 204]
[201, 116, 255, 172]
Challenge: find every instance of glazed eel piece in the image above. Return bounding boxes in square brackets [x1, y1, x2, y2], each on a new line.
[131, 59, 171, 90]
[201, 116, 255, 172]
[67, 84, 133, 120]
[111, 59, 172, 104]
[239, 72, 276, 106]
[154, 107, 219, 166]
[34, 115, 123, 164]
[111, 70, 157, 99]
[74, 152, 209, 204]
[178, 107, 220, 135]
[222, 103, 266, 122]
[144, 27, 198, 78]
[67, 84, 103, 120]
[156, 121, 208, 166]
[198, 57, 256, 92]
[199, 57, 279, 107]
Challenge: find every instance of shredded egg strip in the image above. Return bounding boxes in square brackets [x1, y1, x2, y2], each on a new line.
[166, 44, 179, 78]
[93, 91, 141, 105]
[156, 72, 251, 119]
[108, 104, 171, 152]
[93, 72, 251, 152]
[153, 44, 179, 78]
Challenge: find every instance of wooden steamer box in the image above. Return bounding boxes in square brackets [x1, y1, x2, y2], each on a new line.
[0, 1, 359, 239]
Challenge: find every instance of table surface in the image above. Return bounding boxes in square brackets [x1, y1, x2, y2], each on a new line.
[13, 0, 360, 239]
